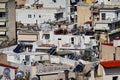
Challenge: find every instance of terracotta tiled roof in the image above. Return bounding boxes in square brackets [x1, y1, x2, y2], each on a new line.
[100, 60, 120, 68]
[0, 63, 18, 69]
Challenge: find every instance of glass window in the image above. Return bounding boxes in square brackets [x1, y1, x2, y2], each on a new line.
[28, 14, 32, 18]
[44, 34, 50, 39]
[101, 13, 106, 20]
[113, 76, 118, 80]
[71, 37, 74, 44]
[53, 0, 56, 3]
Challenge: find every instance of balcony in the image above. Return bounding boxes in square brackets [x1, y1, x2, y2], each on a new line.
[0, 36, 7, 41]
[0, 18, 7, 22]
[0, 27, 7, 31]
[95, 18, 120, 24]
[0, 0, 8, 2]
[0, 9, 7, 12]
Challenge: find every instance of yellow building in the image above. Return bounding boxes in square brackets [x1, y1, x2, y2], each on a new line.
[86, 0, 93, 4]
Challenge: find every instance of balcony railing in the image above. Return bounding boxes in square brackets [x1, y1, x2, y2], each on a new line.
[0, 36, 7, 41]
[0, 27, 7, 31]
[0, 18, 7, 22]
[0, 9, 7, 12]
[95, 18, 120, 23]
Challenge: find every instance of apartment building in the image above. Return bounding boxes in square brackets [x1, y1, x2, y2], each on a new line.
[16, 8, 66, 25]
[94, 8, 120, 30]
[0, 0, 16, 43]
[16, 0, 71, 25]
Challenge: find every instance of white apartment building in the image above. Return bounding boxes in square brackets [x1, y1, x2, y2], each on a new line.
[16, 0, 71, 25]
[97, 0, 120, 5]
[94, 8, 120, 33]
[16, 9, 66, 25]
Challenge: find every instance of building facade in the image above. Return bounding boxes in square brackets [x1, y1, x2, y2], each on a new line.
[0, 0, 16, 43]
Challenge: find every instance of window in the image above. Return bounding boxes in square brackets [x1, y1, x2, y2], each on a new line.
[0, 12, 6, 18]
[39, 15, 41, 18]
[71, 37, 74, 44]
[34, 15, 35, 18]
[28, 14, 32, 18]
[40, 56, 42, 61]
[113, 76, 118, 80]
[108, 0, 110, 1]
[44, 34, 50, 39]
[53, 0, 56, 3]
[101, 13, 106, 20]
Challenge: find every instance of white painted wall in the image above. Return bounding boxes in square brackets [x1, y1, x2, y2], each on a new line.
[42, 0, 66, 8]
[100, 11, 116, 21]
[98, 0, 120, 5]
[37, 31, 94, 50]
[16, 8, 68, 25]
[25, 0, 66, 8]
[95, 23, 109, 30]
[16, 9, 57, 25]
[7, 53, 49, 65]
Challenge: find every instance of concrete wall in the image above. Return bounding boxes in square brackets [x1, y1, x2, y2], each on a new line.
[95, 23, 108, 30]
[7, 53, 49, 65]
[16, 9, 57, 24]
[77, 5, 91, 26]
[0, 54, 8, 64]
[100, 11, 117, 21]
[25, 0, 66, 8]
[18, 34, 39, 41]
[97, 0, 120, 5]
[42, 0, 66, 8]
[7, 0, 16, 41]
[38, 72, 75, 80]
[100, 44, 120, 61]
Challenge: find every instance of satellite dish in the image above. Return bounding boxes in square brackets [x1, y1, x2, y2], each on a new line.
[3, 67, 10, 78]
[32, 77, 38, 80]
[16, 71, 24, 79]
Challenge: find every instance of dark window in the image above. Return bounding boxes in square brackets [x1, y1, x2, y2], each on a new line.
[39, 15, 41, 18]
[55, 13, 63, 20]
[40, 56, 42, 61]
[44, 34, 50, 39]
[0, 12, 6, 18]
[71, 37, 74, 44]
[101, 13, 106, 20]
[113, 76, 118, 80]
[53, 0, 56, 3]
[25, 55, 30, 62]
[28, 14, 32, 18]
